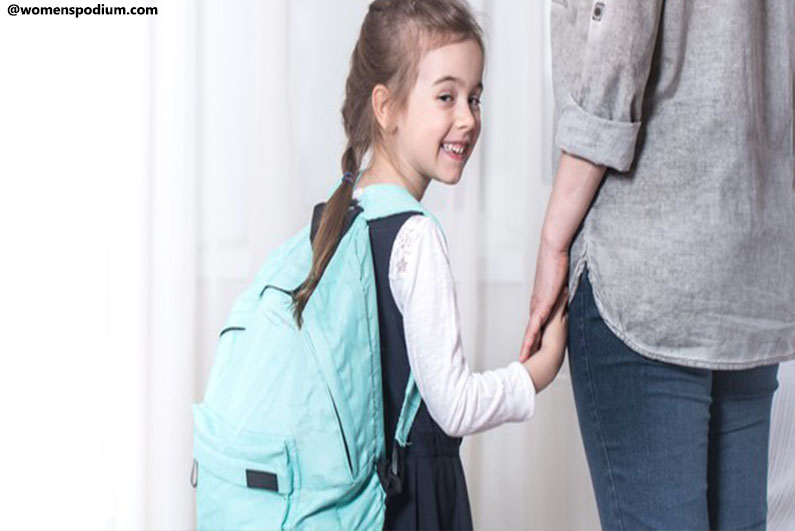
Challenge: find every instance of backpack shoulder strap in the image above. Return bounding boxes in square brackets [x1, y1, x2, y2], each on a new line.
[360, 184, 445, 496]
[309, 201, 363, 245]
[357, 183, 435, 442]
[394, 375, 421, 447]
[356, 184, 444, 238]
[377, 372, 421, 497]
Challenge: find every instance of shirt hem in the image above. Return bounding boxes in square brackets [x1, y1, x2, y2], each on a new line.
[570, 256, 795, 371]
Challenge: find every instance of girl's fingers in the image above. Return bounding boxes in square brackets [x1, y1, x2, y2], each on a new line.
[521, 281, 567, 361]
[535, 288, 569, 351]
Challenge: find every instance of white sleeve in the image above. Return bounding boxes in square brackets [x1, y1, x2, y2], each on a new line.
[388, 215, 536, 438]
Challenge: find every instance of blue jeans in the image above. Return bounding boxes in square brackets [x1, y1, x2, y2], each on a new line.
[568, 269, 779, 530]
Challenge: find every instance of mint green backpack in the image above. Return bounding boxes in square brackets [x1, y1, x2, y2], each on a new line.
[192, 184, 439, 530]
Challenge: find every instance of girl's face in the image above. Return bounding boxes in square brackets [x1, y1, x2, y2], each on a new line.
[378, 38, 484, 195]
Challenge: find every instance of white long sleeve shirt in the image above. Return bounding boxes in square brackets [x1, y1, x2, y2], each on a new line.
[386, 214, 536, 437]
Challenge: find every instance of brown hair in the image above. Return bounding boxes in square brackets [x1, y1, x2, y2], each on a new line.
[292, 0, 484, 327]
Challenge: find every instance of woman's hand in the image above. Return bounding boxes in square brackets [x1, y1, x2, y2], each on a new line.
[522, 286, 568, 392]
[519, 237, 569, 363]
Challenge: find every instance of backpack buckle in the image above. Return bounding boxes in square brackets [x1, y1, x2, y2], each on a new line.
[377, 444, 405, 497]
[190, 458, 198, 488]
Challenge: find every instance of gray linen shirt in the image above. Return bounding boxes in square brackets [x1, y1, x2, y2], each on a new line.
[551, 0, 795, 369]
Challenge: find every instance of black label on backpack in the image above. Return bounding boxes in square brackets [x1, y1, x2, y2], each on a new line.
[245, 469, 279, 492]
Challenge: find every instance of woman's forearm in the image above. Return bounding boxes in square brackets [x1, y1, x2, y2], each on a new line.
[541, 152, 607, 253]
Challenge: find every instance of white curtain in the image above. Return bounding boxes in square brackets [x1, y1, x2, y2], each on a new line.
[12, 1, 792, 530]
[769, 361, 795, 531]
[0, 1, 152, 529]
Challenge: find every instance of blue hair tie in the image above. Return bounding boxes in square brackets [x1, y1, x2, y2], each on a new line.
[342, 172, 356, 185]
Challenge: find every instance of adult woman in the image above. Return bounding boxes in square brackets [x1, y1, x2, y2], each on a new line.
[520, 1, 795, 529]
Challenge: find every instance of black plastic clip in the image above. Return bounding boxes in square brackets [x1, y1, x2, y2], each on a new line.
[377, 444, 405, 498]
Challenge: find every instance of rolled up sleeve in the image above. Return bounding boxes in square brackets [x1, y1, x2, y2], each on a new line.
[555, 0, 664, 172]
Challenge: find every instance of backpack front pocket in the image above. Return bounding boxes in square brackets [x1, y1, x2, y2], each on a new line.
[193, 404, 298, 531]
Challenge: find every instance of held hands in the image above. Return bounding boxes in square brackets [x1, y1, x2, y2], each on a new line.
[522, 285, 568, 393]
[519, 235, 570, 364]
[518, 152, 605, 392]
[519, 152, 604, 366]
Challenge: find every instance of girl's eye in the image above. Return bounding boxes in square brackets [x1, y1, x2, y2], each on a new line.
[438, 94, 454, 103]
[469, 96, 482, 108]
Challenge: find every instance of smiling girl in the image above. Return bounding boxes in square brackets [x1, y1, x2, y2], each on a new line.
[292, 1, 568, 528]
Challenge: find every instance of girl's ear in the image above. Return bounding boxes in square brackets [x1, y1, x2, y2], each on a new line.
[372, 84, 397, 134]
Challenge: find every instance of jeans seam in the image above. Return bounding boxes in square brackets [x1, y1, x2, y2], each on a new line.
[579, 278, 625, 531]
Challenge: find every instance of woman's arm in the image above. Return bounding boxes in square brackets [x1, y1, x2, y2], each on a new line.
[520, 2, 665, 357]
[519, 152, 605, 362]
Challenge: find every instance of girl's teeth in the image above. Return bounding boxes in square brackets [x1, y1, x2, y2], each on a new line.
[443, 144, 465, 155]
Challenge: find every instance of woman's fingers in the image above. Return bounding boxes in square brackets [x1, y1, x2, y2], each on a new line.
[521, 242, 570, 361]
[521, 286, 569, 361]
[519, 315, 542, 362]
[520, 294, 554, 362]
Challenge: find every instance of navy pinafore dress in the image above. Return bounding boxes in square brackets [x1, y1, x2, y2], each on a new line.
[369, 212, 474, 531]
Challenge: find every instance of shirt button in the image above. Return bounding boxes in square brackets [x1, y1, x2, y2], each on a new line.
[592, 2, 605, 21]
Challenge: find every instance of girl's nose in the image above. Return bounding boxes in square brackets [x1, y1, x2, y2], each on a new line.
[456, 102, 476, 131]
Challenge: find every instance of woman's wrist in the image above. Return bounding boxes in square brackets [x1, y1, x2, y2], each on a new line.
[540, 222, 571, 255]
[539, 152, 608, 253]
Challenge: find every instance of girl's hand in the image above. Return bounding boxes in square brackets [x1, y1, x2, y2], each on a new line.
[522, 286, 568, 392]
[519, 237, 569, 363]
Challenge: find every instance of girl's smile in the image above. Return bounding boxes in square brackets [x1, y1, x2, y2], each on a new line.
[440, 140, 470, 160]
[362, 38, 484, 200]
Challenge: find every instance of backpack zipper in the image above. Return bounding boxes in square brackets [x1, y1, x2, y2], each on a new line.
[219, 326, 245, 338]
[259, 284, 295, 298]
[328, 387, 354, 478]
